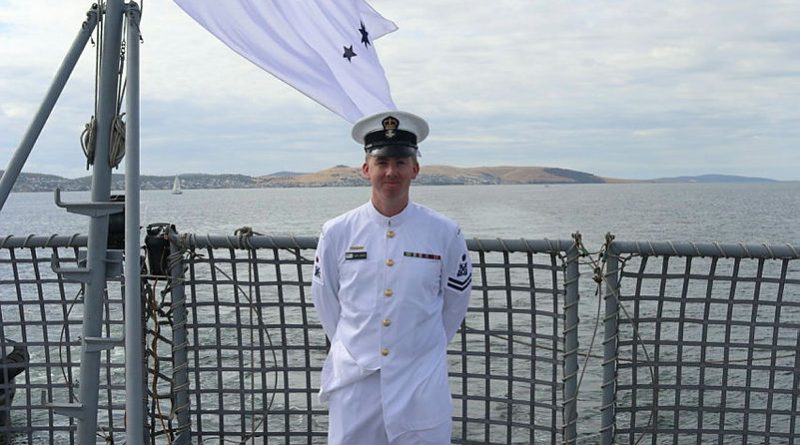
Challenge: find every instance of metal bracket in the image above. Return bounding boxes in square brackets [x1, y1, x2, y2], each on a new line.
[104, 249, 124, 278]
[54, 188, 123, 217]
[51, 249, 125, 281]
[48, 402, 84, 419]
[50, 256, 91, 283]
[84, 336, 124, 352]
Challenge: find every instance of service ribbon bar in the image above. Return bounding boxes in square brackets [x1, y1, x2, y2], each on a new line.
[403, 251, 441, 260]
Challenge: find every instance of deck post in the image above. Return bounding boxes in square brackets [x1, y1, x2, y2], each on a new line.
[562, 240, 579, 444]
[124, 2, 146, 444]
[169, 227, 192, 444]
[76, 1, 125, 443]
[600, 238, 620, 445]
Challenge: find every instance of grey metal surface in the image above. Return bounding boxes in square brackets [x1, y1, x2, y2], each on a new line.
[601, 248, 620, 444]
[76, 1, 126, 442]
[168, 226, 191, 445]
[124, 3, 144, 444]
[603, 240, 800, 445]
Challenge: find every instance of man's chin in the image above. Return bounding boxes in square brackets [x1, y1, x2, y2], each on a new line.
[379, 186, 406, 198]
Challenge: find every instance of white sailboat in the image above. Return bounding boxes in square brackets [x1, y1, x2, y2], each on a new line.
[172, 176, 183, 195]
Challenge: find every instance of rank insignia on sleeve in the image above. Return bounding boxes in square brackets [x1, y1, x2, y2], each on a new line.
[447, 273, 472, 291]
[345, 251, 368, 260]
[457, 262, 469, 277]
[403, 251, 442, 260]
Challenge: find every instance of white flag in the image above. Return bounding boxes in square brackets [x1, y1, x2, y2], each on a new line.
[174, 0, 398, 123]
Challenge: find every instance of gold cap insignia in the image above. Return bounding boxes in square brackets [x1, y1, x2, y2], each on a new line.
[382, 116, 399, 138]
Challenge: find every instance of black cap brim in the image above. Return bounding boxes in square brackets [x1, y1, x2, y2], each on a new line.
[366, 145, 417, 157]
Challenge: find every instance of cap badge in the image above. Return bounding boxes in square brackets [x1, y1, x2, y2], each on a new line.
[382, 116, 399, 138]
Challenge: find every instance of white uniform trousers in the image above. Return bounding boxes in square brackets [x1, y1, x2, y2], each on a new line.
[327, 371, 452, 445]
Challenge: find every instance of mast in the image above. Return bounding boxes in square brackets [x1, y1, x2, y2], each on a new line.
[124, 2, 145, 443]
[74, 0, 126, 442]
[0, 2, 147, 442]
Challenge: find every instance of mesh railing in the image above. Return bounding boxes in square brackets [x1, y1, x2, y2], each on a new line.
[602, 241, 800, 445]
[0, 235, 126, 445]
[158, 233, 579, 445]
[457, 239, 578, 445]
[8, 232, 797, 444]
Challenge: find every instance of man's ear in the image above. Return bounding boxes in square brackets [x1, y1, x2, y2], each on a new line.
[361, 162, 369, 178]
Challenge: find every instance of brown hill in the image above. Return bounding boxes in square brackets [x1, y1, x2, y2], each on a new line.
[253, 165, 616, 187]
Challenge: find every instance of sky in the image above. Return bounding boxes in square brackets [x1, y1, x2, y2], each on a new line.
[0, 0, 798, 181]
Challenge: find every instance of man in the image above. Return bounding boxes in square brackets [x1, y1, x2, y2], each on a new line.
[311, 110, 473, 445]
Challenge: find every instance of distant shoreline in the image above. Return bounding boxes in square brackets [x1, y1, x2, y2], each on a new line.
[1, 166, 784, 193]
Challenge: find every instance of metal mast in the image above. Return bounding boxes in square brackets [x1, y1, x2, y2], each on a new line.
[124, 3, 145, 444]
[0, 1, 147, 442]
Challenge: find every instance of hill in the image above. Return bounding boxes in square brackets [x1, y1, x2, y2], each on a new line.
[253, 165, 609, 187]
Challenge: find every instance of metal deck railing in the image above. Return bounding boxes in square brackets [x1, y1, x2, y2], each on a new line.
[602, 240, 800, 445]
[0, 235, 126, 444]
[155, 233, 579, 445]
[1, 232, 799, 444]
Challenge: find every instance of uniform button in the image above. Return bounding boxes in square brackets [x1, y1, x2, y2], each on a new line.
[387, 230, 396, 238]
[384, 288, 393, 297]
[385, 259, 395, 267]
[382, 319, 391, 327]
[381, 348, 390, 356]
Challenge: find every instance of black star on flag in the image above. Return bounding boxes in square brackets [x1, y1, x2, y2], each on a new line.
[359, 21, 371, 47]
[342, 45, 357, 62]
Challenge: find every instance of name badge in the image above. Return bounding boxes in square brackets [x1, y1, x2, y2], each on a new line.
[345, 251, 368, 260]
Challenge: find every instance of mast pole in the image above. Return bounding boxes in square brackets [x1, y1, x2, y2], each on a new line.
[124, 2, 146, 444]
[76, 0, 125, 443]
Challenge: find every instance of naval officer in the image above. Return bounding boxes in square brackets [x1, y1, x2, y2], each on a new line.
[311, 111, 473, 444]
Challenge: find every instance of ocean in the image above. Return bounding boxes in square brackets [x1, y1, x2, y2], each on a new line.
[1, 182, 799, 443]
[3, 182, 799, 245]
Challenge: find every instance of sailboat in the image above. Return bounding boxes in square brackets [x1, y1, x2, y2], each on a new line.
[172, 176, 183, 195]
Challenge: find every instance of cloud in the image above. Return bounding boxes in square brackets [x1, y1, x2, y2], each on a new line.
[0, 0, 798, 180]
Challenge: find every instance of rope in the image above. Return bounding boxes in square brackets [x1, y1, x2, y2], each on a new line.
[80, 0, 130, 170]
[109, 114, 126, 168]
[156, 227, 280, 444]
[80, 116, 97, 168]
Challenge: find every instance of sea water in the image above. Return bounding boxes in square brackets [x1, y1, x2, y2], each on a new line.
[3, 182, 799, 244]
[1, 182, 799, 442]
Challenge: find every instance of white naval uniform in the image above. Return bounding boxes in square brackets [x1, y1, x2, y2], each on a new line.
[311, 200, 473, 443]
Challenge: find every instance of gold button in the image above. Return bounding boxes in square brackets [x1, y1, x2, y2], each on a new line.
[387, 230, 396, 238]
[381, 348, 390, 356]
[384, 288, 393, 297]
[385, 259, 395, 267]
[382, 319, 391, 327]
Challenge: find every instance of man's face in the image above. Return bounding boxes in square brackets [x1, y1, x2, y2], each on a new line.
[362, 155, 419, 200]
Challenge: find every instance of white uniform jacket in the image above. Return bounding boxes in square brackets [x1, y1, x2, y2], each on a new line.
[311, 200, 473, 439]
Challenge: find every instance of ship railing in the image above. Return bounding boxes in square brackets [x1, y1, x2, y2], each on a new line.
[602, 239, 800, 445]
[1, 232, 799, 444]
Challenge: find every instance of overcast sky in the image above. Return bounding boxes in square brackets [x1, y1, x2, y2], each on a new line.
[1, 0, 798, 180]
